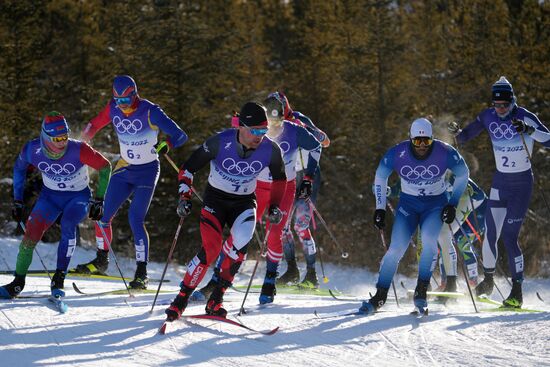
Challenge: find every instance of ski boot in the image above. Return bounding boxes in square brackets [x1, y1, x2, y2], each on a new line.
[436, 275, 457, 304]
[74, 249, 109, 275]
[129, 262, 149, 289]
[190, 278, 218, 302]
[276, 259, 300, 285]
[359, 287, 388, 314]
[259, 271, 277, 304]
[299, 267, 319, 289]
[475, 272, 494, 297]
[205, 280, 230, 318]
[50, 270, 66, 298]
[0, 274, 26, 299]
[413, 279, 430, 314]
[165, 285, 193, 321]
[502, 279, 522, 308]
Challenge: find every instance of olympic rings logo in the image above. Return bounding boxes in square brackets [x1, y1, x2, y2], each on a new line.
[489, 122, 516, 140]
[37, 161, 76, 176]
[279, 141, 290, 154]
[221, 158, 264, 177]
[400, 165, 440, 180]
[113, 116, 143, 135]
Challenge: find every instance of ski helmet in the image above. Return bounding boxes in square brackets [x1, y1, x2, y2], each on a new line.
[112, 75, 138, 109]
[40, 111, 69, 159]
[492, 76, 514, 102]
[238, 102, 268, 128]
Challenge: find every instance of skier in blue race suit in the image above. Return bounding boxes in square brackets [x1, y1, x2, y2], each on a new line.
[0, 112, 111, 299]
[75, 75, 188, 289]
[360, 118, 469, 315]
[450, 76, 550, 308]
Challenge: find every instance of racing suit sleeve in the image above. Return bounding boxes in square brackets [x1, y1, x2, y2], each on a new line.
[268, 141, 287, 207]
[81, 101, 112, 142]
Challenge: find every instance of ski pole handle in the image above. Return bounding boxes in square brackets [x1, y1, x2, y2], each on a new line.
[163, 153, 203, 203]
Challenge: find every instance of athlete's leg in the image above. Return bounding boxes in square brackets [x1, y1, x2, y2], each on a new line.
[57, 192, 90, 271]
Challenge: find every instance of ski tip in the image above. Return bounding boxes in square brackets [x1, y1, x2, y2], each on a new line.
[536, 292, 544, 303]
[158, 322, 167, 335]
[265, 326, 279, 335]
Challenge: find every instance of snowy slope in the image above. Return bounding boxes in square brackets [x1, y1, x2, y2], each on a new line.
[0, 236, 549, 367]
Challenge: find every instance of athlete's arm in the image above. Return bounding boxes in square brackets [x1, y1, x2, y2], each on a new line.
[149, 105, 188, 148]
[456, 114, 485, 145]
[79, 142, 112, 199]
[293, 112, 330, 147]
[13, 142, 32, 201]
[81, 101, 112, 142]
[268, 142, 287, 207]
[373, 148, 395, 210]
[182, 135, 220, 174]
[447, 147, 469, 206]
[296, 125, 322, 177]
[523, 111, 550, 147]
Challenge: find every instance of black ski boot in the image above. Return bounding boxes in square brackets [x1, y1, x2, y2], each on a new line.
[475, 272, 494, 297]
[437, 275, 457, 304]
[503, 279, 522, 308]
[0, 274, 26, 299]
[359, 287, 388, 314]
[129, 261, 149, 289]
[276, 259, 300, 285]
[299, 267, 319, 289]
[205, 280, 230, 318]
[165, 285, 193, 321]
[75, 249, 109, 275]
[259, 271, 277, 304]
[413, 279, 430, 313]
[51, 270, 66, 298]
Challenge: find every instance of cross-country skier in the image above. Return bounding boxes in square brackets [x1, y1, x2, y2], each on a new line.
[165, 102, 287, 320]
[360, 118, 469, 314]
[74, 75, 188, 289]
[0, 112, 111, 299]
[449, 76, 550, 308]
[270, 92, 331, 288]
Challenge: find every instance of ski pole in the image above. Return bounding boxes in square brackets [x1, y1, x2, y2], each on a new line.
[96, 222, 133, 298]
[150, 216, 185, 313]
[308, 199, 349, 258]
[317, 245, 329, 284]
[238, 224, 272, 316]
[378, 229, 399, 307]
[300, 200, 329, 283]
[450, 221, 478, 313]
[19, 222, 52, 281]
[163, 153, 203, 203]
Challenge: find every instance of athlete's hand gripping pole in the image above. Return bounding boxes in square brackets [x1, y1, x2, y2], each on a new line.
[307, 199, 349, 259]
[163, 153, 203, 203]
[378, 229, 399, 307]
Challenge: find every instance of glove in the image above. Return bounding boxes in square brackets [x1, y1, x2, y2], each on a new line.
[448, 121, 461, 135]
[12, 200, 24, 222]
[155, 141, 170, 155]
[441, 205, 456, 224]
[298, 175, 313, 199]
[178, 168, 193, 199]
[373, 209, 386, 230]
[511, 118, 535, 135]
[268, 205, 283, 225]
[177, 198, 192, 217]
[88, 198, 104, 220]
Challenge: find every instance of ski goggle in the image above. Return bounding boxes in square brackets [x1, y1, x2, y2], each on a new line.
[492, 102, 511, 109]
[248, 127, 268, 136]
[411, 137, 433, 147]
[114, 96, 132, 105]
[50, 134, 69, 143]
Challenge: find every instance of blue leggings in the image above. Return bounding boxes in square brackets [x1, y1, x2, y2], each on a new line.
[376, 193, 446, 289]
[100, 160, 160, 262]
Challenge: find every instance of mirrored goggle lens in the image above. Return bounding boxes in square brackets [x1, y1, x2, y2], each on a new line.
[114, 96, 132, 105]
[249, 128, 268, 136]
[492, 102, 511, 109]
[51, 135, 69, 143]
[411, 137, 433, 146]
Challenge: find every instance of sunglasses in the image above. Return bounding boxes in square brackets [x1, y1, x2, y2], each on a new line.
[492, 102, 511, 109]
[51, 135, 69, 143]
[114, 96, 132, 105]
[411, 137, 433, 147]
[248, 127, 268, 136]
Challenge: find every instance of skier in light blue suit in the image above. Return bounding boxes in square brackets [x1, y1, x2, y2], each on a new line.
[360, 118, 469, 314]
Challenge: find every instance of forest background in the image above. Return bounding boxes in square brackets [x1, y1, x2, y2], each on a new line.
[0, 0, 548, 277]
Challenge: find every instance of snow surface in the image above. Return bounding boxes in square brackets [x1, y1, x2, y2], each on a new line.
[0, 236, 549, 367]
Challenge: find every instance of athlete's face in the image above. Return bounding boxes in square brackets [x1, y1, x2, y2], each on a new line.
[492, 100, 512, 118]
[238, 126, 267, 149]
[411, 136, 432, 158]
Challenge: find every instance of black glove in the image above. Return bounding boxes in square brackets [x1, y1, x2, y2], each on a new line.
[298, 175, 313, 199]
[441, 205, 456, 224]
[448, 121, 461, 135]
[12, 200, 24, 222]
[155, 141, 170, 155]
[268, 205, 283, 225]
[511, 118, 535, 135]
[373, 209, 386, 230]
[89, 198, 104, 220]
[177, 198, 192, 217]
